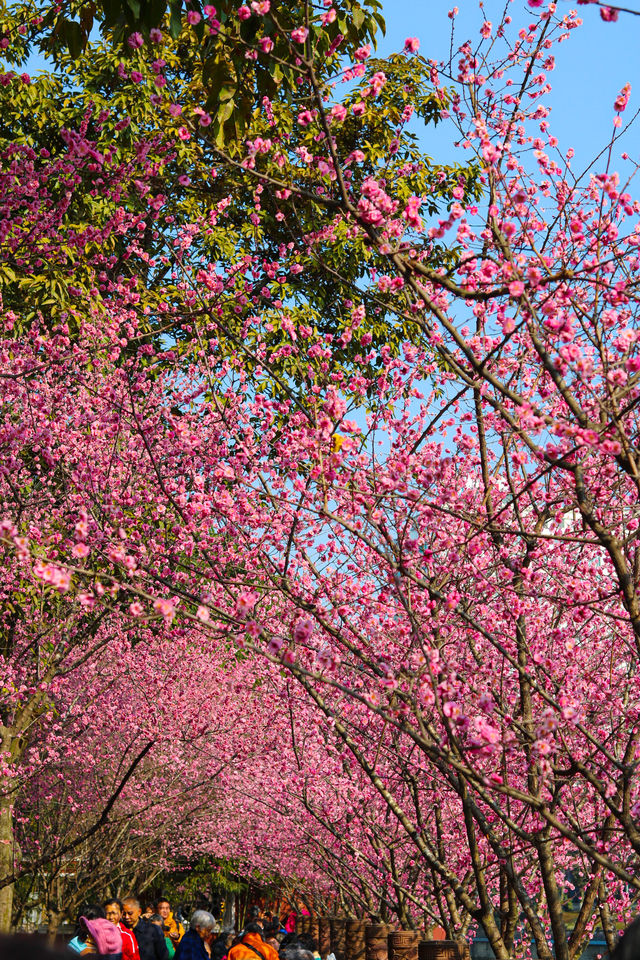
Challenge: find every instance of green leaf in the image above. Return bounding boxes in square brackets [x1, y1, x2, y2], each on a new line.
[217, 98, 235, 123]
[169, 0, 182, 39]
[146, 0, 168, 26]
[63, 20, 84, 59]
[351, 6, 365, 30]
[100, 0, 124, 26]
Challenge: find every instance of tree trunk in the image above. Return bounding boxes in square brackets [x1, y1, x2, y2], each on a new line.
[47, 910, 64, 945]
[0, 791, 15, 933]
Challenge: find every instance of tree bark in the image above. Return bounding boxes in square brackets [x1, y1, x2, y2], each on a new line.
[47, 909, 64, 945]
[0, 791, 15, 933]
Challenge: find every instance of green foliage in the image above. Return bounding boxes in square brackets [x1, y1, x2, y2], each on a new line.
[5, 0, 385, 145]
[155, 856, 248, 914]
[0, 0, 482, 403]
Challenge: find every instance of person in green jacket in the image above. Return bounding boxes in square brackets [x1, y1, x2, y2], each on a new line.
[151, 914, 176, 959]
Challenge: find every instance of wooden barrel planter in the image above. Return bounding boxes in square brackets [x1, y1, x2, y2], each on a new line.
[418, 942, 469, 960]
[346, 920, 367, 960]
[331, 916, 347, 960]
[365, 924, 391, 960]
[319, 917, 332, 959]
[388, 930, 420, 960]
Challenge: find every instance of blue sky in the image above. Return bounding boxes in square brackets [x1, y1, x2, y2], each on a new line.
[376, 0, 640, 171]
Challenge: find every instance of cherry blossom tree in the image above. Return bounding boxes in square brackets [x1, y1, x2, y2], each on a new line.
[4, 0, 640, 954]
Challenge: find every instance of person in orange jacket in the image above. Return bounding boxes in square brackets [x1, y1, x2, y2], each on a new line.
[228, 923, 279, 960]
[157, 899, 186, 945]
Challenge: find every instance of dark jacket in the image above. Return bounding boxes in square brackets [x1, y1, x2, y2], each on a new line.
[175, 929, 209, 960]
[132, 918, 170, 960]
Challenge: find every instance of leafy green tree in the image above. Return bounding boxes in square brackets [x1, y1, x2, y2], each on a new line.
[0, 0, 480, 399]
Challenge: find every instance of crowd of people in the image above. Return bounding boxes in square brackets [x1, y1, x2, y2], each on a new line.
[64, 897, 322, 960]
[1, 898, 638, 960]
[68, 897, 184, 960]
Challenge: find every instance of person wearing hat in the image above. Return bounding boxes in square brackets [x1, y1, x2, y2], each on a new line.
[79, 916, 123, 958]
[69, 906, 109, 955]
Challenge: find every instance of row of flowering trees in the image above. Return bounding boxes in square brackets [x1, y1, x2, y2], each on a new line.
[2, 0, 640, 953]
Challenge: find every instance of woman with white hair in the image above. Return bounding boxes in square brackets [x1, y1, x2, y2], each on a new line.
[175, 911, 217, 960]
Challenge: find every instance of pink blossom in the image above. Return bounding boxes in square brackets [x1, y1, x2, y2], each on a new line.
[237, 5, 251, 19]
[614, 83, 631, 113]
[127, 31, 144, 48]
[153, 597, 176, 622]
[404, 37, 419, 53]
[149, 27, 163, 42]
[267, 636, 284, 655]
[482, 141, 501, 163]
[443, 701, 464, 723]
[354, 44, 371, 61]
[236, 591, 258, 617]
[444, 591, 460, 610]
[259, 36, 274, 52]
[293, 617, 314, 643]
[187, 9, 201, 23]
[403, 195, 423, 231]
[34, 562, 71, 593]
[600, 5, 619, 19]
[370, 71, 386, 95]
[291, 26, 308, 43]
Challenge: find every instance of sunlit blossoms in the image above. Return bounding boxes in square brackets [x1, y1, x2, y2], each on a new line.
[1, 0, 640, 954]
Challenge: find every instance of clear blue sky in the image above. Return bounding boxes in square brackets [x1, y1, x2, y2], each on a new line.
[376, 0, 640, 172]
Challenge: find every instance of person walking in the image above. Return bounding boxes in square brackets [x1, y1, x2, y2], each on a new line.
[69, 906, 107, 955]
[227, 923, 278, 960]
[151, 915, 176, 959]
[157, 899, 185, 945]
[175, 911, 216, 960]
[104, 899, 140, 960]
[261, 922, 279, 953]
[122, 898, 169, 960]
[78, 917, 123, 959]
